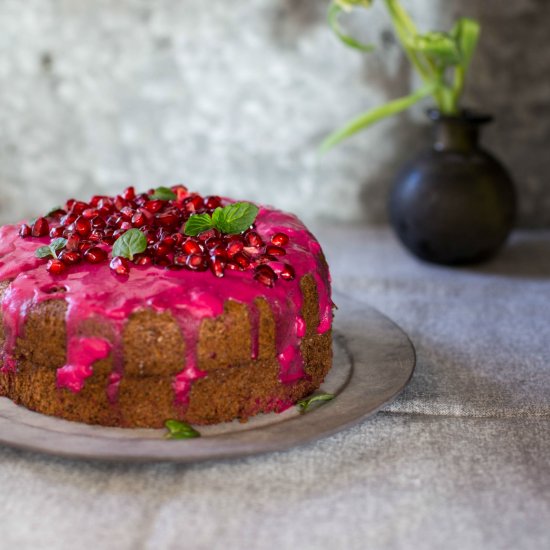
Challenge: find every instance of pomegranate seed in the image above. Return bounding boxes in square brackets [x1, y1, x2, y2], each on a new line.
[59, 250, 81, 265]
[90, 195, 106, 207]
[84, 247, 107, 264]
[266, 245, 286, 257]
[131, 212, 146, 227]
[143, 230, 156, 245]
[226, 261, 241, 271]
[32, 218, 49, 237]
[114, 196, 127, 211]
[226, 240, 244, 257]
[120, 221, 133, 231]
[120, 206, 134, 220]
[245, 231, 263, 248]
[49, 226, 64, 238]
[70, 201, 88, 215]
[172, 233, 184, 247]
[144, 199, 163, 213]
[82, 208, 98, 219]
[91, 216, 106, 229]
[173, 185, 189, 202]
[154, 257, 171, 267]
[79, 242, 94, 254]
[173, 254, 188, 266]
[210, 258, 225, 278]
[210, 245, 228, 260]
[204, 196, 222, 209]
[271, 232, 289, 246]
[89, 230, 103, 242]
[75, 217, 91, 237]
[153, 242, 171, 257]
[280, 264, 295, 281]
[46, 259, 66, 275]
[157, 212, 179, 227]
[65, 199, 76, 210]
[198, 229, 219, 241]
[233, 252, 251, 269]
[66, 234, 81, 251]
[47, 208, 65, 218]
[162, 236, 175, 248]
[19, 224, 32, 238]
[205, 237, 222, 250]
[183, 195, 203, 213]
[186, 254, 207, 271]
[135, 255, 153, 266]
[110, 256, 131, 276]
[60, 213, 77, 226]
[106, 215, 121, 228]
[254, 265, 277, 287]
[123, 186, 136, 200]
[182, 238, 203, 255]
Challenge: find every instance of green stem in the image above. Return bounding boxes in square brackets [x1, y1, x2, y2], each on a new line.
[321, 83, 437, 152]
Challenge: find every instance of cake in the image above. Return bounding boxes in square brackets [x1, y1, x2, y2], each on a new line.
[0, 185, 333, 427]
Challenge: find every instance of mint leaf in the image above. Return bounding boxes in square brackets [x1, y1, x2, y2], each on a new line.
[164, 419, 200, 439]
[297, 393, 335, 413]
[50, 238, 67, 254]
[35, 237, 68, 260]
[184, 214, 214, 236]
[150, 186, 177, 201]
[212, 202, 259, 234]
[35, 246, 54, 259]
[112, 229, 147, 261]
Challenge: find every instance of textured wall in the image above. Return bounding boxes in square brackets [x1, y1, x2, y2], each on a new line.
[0, 0, 549, 226]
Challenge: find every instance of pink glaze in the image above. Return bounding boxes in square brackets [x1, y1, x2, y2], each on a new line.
[56, 337, 111, 392]
[0, 205, 333, 408]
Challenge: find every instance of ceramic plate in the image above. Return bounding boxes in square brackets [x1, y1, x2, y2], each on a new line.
[0, 292, 415, 462]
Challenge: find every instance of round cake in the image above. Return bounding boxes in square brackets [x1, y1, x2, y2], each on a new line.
[0, 185, 333, 427]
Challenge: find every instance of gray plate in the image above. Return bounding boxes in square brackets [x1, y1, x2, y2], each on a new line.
[0, 292, 415, 462]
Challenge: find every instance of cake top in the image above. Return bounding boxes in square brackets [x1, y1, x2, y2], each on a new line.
[0, 185, 332, 404]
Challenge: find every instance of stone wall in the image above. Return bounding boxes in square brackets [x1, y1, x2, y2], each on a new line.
[0, 0, 548, 226]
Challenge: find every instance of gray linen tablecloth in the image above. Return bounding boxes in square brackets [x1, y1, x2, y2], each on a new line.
[0, 227, 549, 550]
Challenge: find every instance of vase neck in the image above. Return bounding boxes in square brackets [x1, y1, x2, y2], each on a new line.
[429, 110, 492, 153]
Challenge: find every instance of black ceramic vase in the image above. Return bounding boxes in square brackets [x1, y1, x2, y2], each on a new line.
[389, 110, 516, 265]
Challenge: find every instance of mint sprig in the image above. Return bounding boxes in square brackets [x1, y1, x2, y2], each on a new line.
[164, 419, 201, 439]
[150, 186, 177, 201]
[112, 229, 147, 261]
[184, 202, 259, 236]
[297, 393, 335, 413]
[35, 238, 68, 259]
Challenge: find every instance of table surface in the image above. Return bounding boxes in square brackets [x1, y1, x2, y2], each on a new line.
[1, 227, 549, 550]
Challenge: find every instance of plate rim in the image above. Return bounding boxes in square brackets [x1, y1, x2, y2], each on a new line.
[0, 292, 416, 462]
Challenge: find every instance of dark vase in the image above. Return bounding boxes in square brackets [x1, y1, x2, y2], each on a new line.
[388, 110, 517, 265]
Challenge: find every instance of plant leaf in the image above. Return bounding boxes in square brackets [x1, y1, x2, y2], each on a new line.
[150, 186, 177, 201]
[408, 31, 461, 66]
[164, 419, 200, 439]
[297, 393, 335, 413]
[320, 83, 437, 152]
[112, 228, 147, 261]
[452, 17, 480, 70]
[213, 202, 259, 234]
[184, 213, 215, 237]
[35, 245, 54, 259]
[328, 1, 374, 53]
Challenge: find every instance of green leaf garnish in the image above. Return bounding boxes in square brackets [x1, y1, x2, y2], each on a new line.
[112, 229, 147, 261]
[183, 213, 215, 236]
[150, 186, 177, 201]
[297, 393, 335, 413]
[35, 237, 68, 260]
[164, 419, 200, 439]
[184, 202, 259, 236]
[212, 202, 259, 234]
